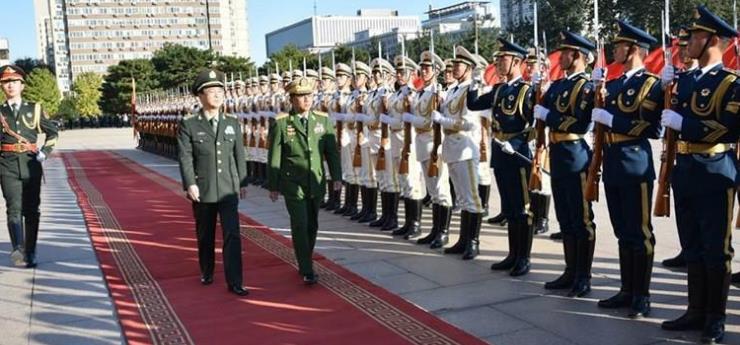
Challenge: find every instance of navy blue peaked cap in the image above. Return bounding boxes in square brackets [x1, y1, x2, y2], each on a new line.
[613, 20, 657, 48]
[557, 31, 596, 54]
[689, 5, 738, 38]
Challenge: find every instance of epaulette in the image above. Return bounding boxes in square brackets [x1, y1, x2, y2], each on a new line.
[225, 113, 237, 119]
[183, 114, 196, 120]
[723, 68, 739, 76]
[313, 110, 328, 117]
[643, 71, 659, 79]
[275, 112, 289, 120]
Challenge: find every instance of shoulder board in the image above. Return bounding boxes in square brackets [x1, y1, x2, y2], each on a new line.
[225, 113, 237, 119]
[723, 68, 739, 76]
[519, 80, 532, 86]
[313, 110, 328, 117]
[275, 112, 289, 120]
[183, 114, 196, 120]
[643, 72, 659, 80]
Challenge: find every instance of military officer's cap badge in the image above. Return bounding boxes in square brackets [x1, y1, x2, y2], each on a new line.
[287, 77, 315, 96]
[192, 68, 225, 95]
[0, 65, 26, 83]
[689, 5, 739, 38]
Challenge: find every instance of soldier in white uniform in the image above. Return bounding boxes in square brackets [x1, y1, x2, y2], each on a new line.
[405, 51, 453, 248]
[318, 67, 342, 211]
[382, 55, 425, 237]
[328, 63, 354, 214]
[342, 62, 371, 218]
[431, 46, 487, 260]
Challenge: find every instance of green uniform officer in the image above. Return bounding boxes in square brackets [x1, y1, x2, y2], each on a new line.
[267, 77, 342, 285]
[178, 68, 249, 296]
[0, 65, 58, 268]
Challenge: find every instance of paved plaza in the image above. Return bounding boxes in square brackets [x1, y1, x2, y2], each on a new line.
[0, 128, 738, 345]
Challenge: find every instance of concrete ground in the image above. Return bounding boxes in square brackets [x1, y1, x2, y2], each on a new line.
[1, 127, 739, 345]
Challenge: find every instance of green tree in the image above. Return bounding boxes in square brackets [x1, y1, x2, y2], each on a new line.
[214, 55, 256, 80]
[262, 44, 310, 75]
[151, 43, 215, 88]
[57, 96, 77, 121]
[13, 57, 53, 75]
[72, 72, 103, 118]
[22, 68, 61, 117]
[100, 59, 158, 115]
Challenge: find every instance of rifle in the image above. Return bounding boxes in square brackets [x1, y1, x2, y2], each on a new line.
[399, 38, 413, 175]
[376, 41, 388, 170]
[529, 1, 547, 191]
[427, 91, 442, 177]
[352, 94, 364, 167]
[332, 50, 343, 153]
[584, 0, 606, 202]
[654, 4, 676, 217]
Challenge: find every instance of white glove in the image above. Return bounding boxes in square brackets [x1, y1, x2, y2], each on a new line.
[36, 151, 46, 162]
[500, 141, 515, 155]
[400, 86, 411, 97]
[187, 184, 200, 202]
[533, 105, 550, 121]
[661, 109, 683, 131]
[333, 112, 345, 121]
[591, 67, 605, 83]
[378, 88, 386, 97]
[402, 112, 415, 123]
[431, 110, 444, 123]
[661, 65, 675, 89]
[591, 108, 614, 127]
[460, 121, 474, 131]
[531, 72, 542, 85]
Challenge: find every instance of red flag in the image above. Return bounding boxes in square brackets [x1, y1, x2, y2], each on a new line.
[723, 37, 740, 71]
[644, 39, 683, 74]
[131, 76, 137, 138]
[484, 64, 498, 85]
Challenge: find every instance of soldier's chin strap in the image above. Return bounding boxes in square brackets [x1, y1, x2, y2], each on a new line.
[693, 33, 715, 61]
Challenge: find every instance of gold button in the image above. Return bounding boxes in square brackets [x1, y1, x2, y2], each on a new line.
[218, 169, 222, 173]
[217, 151, 221, 154]
[218, 160, 222, 164]
[217, 142, 221, 146]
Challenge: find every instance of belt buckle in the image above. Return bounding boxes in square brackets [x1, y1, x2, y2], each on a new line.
[13, 143, 25, 152]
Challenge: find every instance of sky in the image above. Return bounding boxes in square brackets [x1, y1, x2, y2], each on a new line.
[0, 0, 500, 64]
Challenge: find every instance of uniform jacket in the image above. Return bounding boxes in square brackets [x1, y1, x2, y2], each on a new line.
[0, 100, 59, 180]
[178, 111, 248, 203]
[267, 110, 342, 200]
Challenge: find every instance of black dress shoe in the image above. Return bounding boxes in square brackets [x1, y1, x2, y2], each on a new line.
[598, 292, 632, 308]
[701, 318, 725, 344]
[628, 296, 651, 319]
[549, 232, 563, 240]
[24, 253, 37, 269]
[731, 272, 740, 283]
[303, 273, 318, 285]
[201, 275, 213, 285]
[661, 312, 705, 331]
[662, 255, 687, 268]
[567, 279, 591, 298]
[227, 285, 249, 296]
[486, 213, 506, 225]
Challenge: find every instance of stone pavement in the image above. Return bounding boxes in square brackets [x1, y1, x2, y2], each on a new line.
[1, 127, 739, 345]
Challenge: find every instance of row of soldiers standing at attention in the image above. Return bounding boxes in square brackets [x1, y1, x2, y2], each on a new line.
[135, 5, 738, 343]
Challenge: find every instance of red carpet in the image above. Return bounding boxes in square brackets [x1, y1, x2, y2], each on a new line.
[64, 151, 488, 345]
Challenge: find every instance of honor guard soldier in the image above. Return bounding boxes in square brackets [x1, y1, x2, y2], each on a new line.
[341, 61, 371, 219]
[468, 39, 535, 274]
[525, 49, 552, 235]
[433, 46, 486, 260]
[382, 55, 423, 236]
[318, 66, 342, 211]
[177, 69, 249, 296]
[406, 51, 453, 248]
[0, 65, 59, 268]
[244, 78, 258, 184]
[591, 21, 663, 318]
[659, 6, 740, 343]
[661, 26, 697, 269]
[328, 63, 355, 215]
[254, 75, 271, 187]
[353, 59, 394, 224]
[267, 77, 342, 285]
[533, 32, 598, 297]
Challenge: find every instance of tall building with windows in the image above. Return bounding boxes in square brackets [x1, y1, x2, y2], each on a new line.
[500, 0, 534, 31]
[34, 0, 249, 93]
[0, 39, 10, 66]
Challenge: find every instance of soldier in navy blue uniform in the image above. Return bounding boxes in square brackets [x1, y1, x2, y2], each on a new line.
[662, 26, 698, 269]
[533, 32, 597, 297]
[468, 39, 535, 276]
[659, 6, 740, 344]
[590, 21, 663, 319]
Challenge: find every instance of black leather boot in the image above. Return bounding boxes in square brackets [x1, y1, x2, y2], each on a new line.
[545, 234, 576, 289]
[351, 186, 368, 220]
[732, 272, 740, 283]
[429, 205, 451, 249]
[334, 182, 349, 214]
[568, 237, 594, 297]
[662, 263, 707, 331]
[530, 191, 550, 235]
[444, 211, 468, 254]
[358, 188, 378, 223]
[370, 192, 390, 227]
[550, 231, 563, 240]
[510, 221, 533, 276]
[628, 250, 653, 319]
[320, 181, 331, 208]
[8, 221, 25, 267]
[700, 266, 730, 344]
[478, 184, 490, 217]
[342, 184, 360, 217]
[598, 247, 633, 307]
[325, 184, 341, 211]
[24, 213, 40, 269]
[402, 199, 424, 240]
[390, 198, 412, 234]
[461, 212, 482, 260]
[422, 193, 432, 208]
[491, 220, 518, 270]
[417, 204, 441, 245]
[380, 193, 400, 230]
[246, 161, 255, 184]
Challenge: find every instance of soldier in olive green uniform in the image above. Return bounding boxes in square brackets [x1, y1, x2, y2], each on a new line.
[0, 65, 58, 268]
[267, 77, 342, 285]
[178, 69, 249, 296]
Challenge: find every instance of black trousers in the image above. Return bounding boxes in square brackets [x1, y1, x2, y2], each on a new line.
[2, 164, 42, 254]
[192, 198, 243, 286]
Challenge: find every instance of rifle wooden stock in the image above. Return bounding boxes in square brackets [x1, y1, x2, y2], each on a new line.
[399, 96, 412, 175]
[529, 119, 546, 191]
[480, 117, 489, 163]
[353, 121, 363, 167]
[427, 93, 441, 177]
[584, 82, 606, 202]
[377, 122, 388, 169]
[654, 82, 676, 217]
[258, 118, 267, 149]
[248, 118, 257, 147]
